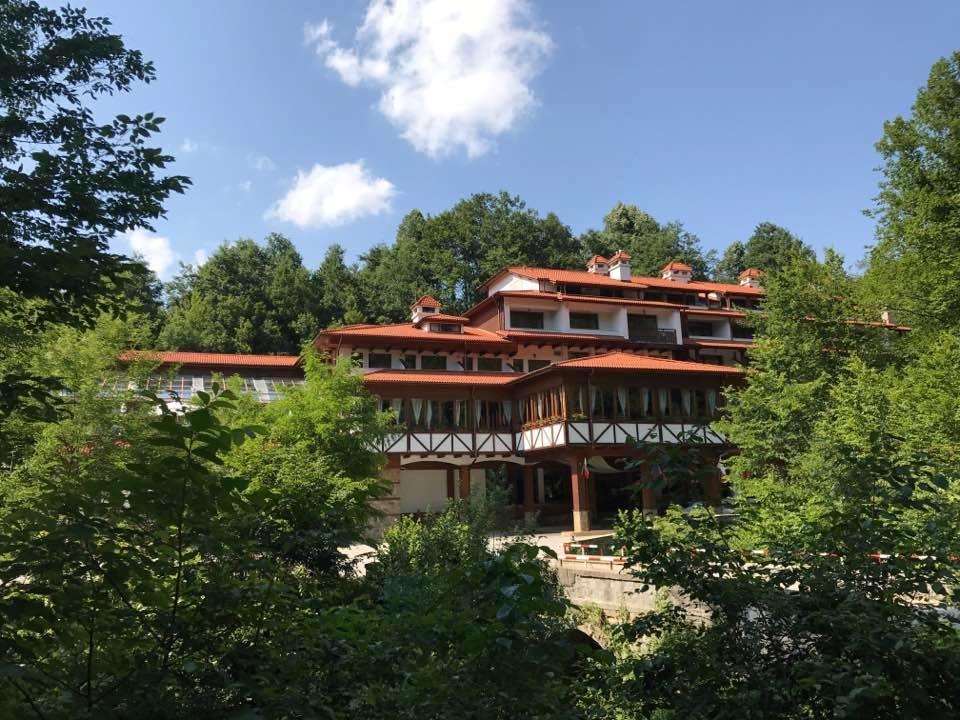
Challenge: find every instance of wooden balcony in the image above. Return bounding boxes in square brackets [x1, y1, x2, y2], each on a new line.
[628, 328, 678, 344]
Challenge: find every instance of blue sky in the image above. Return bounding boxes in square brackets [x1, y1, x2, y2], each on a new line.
[88, 0, 960, 279]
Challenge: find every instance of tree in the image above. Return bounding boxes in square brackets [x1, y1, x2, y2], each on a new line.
[0, 0, 189, 327]
[715, 222, 814, 281]
[159, 234, 320, 353]
[357, 192, 581, 320]
[579, 202, 715, 279]
[314, 244, 363, 328]
[863, 51, 960, 333]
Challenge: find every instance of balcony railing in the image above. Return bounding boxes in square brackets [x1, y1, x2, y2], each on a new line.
[629, 328, 678, 344]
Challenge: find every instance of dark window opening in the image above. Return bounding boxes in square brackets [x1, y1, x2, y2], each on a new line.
[511, 311, 545, 329]
[368, 353, 392, 369]
[527, 359, 550, 372]
[421, 355, 447, 370]
[478, 357, 502, 372]
[569, 312, 600, 330]
[402, 354, 417, 369]
[687, 321, 716, 337]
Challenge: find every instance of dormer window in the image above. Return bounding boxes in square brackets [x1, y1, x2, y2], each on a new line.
[433, 323, 463, 333]
[660, 261, 693, 283]
[410, 294, 443, 323]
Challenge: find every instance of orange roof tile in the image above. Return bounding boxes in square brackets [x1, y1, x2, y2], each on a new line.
[413, 313, 470, 326]
[549, 351, 743, 375]
[682, 307, 747, 318]
[587, 255, 609, 264]
[691, 340, 755, 349]
[362, 370, 518, 386]
[318, 323, 514, 346]
[610, 250, 632, 261]
[118, 351, 301, 369]
[411, 294, 442, 309]
[661, 261, 693, 272]
[738, 267, 765, 279]
[479, 266, 765, 297]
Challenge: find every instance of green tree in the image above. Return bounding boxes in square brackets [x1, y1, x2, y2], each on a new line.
[579, 202, 715, 279]
[715, 222, 815, 281]
[357, 192, 581, 320]
[159, 234, 320, 353]
[863, 50, 960, 333]
[0, 0, 189, 327]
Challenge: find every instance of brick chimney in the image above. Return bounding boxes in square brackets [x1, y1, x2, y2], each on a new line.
[738, 267, 765, 289]
[608, 250, 633, 281]
[660, 261, 693, 284]
[586, 255, 609, 275]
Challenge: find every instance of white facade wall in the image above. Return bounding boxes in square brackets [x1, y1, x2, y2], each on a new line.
[399, 469, 449, 513]
[487, 274, 540, 295]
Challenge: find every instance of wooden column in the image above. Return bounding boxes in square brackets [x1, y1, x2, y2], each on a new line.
[703, 453, 723, 507]
[523, 465, 536, 527]
[570, 456, 591, 533]
[641, 460, 658, 521]
[445, 467, 455, 500]
[458, 465, 471, 499]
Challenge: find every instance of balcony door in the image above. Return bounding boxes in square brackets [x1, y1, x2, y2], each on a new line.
[628, 314, 659, 341]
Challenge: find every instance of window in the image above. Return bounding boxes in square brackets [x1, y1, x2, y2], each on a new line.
[462, 356, 474, 371]
[478, 357, 502, 372]
[628, 387, 651, 419]
[687, 320, 715, 337]
[402, 354, 417, 369]
[511, 310, 545, 329]
[732, 322, 754, 339]
[568, 351, 589, 359]
[569, 312, 600, 330]
[435, 323, 462, 333]
[527, 359, 550, 372]
[421, 355, 447, 370]
[700, 354, 723, 365]
[420, 306, 436, 313]
[368, 353, 392, 369]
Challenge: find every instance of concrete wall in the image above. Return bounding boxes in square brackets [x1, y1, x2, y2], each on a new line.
[557, 565, 658, 615]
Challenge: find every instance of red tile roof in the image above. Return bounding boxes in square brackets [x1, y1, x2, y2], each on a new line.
[362, 370, 518, 386]
[413, 313, 470, 326]
[683, 307, 747, 318]
[661, 261, 693, 272]
[739, 267, 765, 279]
[480, 266, 765, 297]
[118, 351, 301, 369]
[549, 351, 743, 375]
[317, 323, 514, 347]
[411, 294, 442, 309]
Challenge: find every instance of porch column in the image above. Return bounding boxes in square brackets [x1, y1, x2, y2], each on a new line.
[570, 456, 592, 533]
[445, 468, 455, 500]
[458, 466, 471, 499]
[523, 465, 536, 527]
[703, 454, 723, 507]
[641, 458, 658, 521]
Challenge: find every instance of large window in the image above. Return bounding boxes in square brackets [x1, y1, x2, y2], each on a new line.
[478, 357, 502, 372]
[511, 310, 545, 329]
[420, 355, 447, 370]
[687, 320, 716, 337]
[569, 312, 600, 330]
[368, 353, 392, 369]
[527, 359, 550, 371]
[402, 354, 417, 369]
[732, 322, 754, 339]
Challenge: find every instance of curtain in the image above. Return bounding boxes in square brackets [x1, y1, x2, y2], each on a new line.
[658, 388, 668, 416]
[537, 394, 544, 419]
[391, 398, 402, 420]
[520, 399, 527, 422]
[706, 389, 717, 415]
[681, 389, 692, 416]
[425, 401, 433, 429]
[411, 398, 423, 424]
[640, 387, 650, 416]
[475, 399, 483, 427]
[592, 387, 602, 416]
[502, 400, 512, 425]
[454, 400, 462, 428]
[616, 387, 627, 417]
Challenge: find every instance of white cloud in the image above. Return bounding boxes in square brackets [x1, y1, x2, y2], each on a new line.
[179, 138, 199, 153]
[239, 180, 253, 193]
[305, 0, 552, 158]
[248, 153, 276, 172]
[123, 228, 176, 278]
[266, 161, 396, 228]
[193, 249, 209, 266]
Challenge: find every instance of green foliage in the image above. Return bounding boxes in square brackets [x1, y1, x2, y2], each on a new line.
[356, 192, 582, 320]
[714, 222, 815, 281]
[579, 202, 716, 279]
[0, 0, 189, 327]
[864, 50, 960, 333]
[160, 234, 321, 353]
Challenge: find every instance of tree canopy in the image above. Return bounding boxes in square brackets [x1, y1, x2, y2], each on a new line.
[714, 221, 815, 281]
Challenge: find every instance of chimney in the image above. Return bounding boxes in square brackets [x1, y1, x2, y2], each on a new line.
[410, 294, 442, 324]
[881, 308, 896, 326]
[608, 250, 633, 281]
[586, 255, 609, 275]
[660, 261, 693, 284]
[738, 267, 765, 289]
